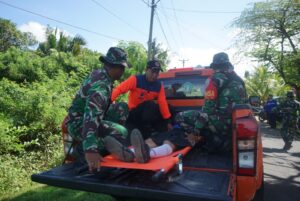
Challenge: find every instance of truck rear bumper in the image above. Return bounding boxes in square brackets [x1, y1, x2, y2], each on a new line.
[32, 162, 232, 201]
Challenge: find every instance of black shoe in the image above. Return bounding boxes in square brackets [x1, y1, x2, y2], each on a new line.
[283, 142, 292, 151]
[130, 129, 150, 163]
[103, 136, 134, 162]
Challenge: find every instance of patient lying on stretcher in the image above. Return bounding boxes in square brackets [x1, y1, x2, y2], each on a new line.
[104, 110, 208, 163]
[104, 128, 202, 163]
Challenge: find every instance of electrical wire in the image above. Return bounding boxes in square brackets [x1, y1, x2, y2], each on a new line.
[157, 1, 179, 50]
[0, 0, 121, 40]
[154, 10, 172, 50]
[170, 0, 184, 47]
[161, 6, 241, 14]
[159, 11, 222, 49]
[140, 0, 150, 6]
[90, 0, 146, 36]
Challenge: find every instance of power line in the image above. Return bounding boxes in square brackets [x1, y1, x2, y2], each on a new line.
[158, 9, 222, 49]
[90, 0, 146, 36]
[179, 58, 189, 67]
[170, 0, 184, 47]
[161, 6, 241, 14]
[140, 0, 150, 6]
[0, 0, 121, 41]
[157, 1, 179, 50]
[154, 10, 171, 50]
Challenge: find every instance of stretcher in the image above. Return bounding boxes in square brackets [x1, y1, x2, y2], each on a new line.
[101, 146, 192, 181]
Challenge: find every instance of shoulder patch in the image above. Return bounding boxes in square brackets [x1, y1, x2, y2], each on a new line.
[205, 79, 217, 100]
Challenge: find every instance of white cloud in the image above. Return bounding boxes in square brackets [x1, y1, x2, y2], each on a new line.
[19, 21, 47, 42]
[169, 48, 217, 69]
[18, 21, 73, 43]
[168, 47, 257, 78]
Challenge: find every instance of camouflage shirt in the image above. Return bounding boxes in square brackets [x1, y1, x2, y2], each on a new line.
[67, 68, 113, 152]
[277, 98, 300, 117]
[203, 69, 247, 117]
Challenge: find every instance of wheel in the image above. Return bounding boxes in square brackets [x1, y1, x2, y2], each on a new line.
[252, 173, 264, 201]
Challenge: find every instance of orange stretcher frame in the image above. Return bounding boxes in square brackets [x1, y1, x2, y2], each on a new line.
[101, 146, 192, 173]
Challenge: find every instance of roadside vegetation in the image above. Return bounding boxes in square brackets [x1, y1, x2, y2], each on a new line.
[0, 17, 168, 200]
[0, 0, 299, 200]
[232, 0, 300, 101]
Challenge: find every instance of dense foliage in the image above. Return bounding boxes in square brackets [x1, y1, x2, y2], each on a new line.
[0, 17, 170, 197]
[0, 18, 37, 52]
[244, 66, 290, 102]
[232, 0, 300, 100]
[0, 45, 101, 196]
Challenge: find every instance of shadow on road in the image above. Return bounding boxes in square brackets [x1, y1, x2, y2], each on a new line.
[260, 121, 300, 201]
[291, 152, 300, 157]
[264, 174, 300, 201]
[259, 122, 282, 139]
[263, 147, 286, 154]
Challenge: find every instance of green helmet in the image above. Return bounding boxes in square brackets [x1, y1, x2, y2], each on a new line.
[210, 52, 233, 69]
[99, 47, 129, 68]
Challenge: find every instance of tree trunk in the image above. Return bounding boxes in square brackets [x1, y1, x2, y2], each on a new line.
[295, 86, 300, 101]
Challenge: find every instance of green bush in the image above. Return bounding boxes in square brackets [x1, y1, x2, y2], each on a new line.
[0, 134, 63, 195]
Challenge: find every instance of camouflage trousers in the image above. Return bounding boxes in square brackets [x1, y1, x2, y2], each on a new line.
[175, 110, 232, 152]
[67, 102, 129, 152]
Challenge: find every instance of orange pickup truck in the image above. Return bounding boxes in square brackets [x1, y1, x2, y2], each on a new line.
[32, 67, 264, 201]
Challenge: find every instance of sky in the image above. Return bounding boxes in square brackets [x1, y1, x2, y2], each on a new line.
[0, 0, 262, 77]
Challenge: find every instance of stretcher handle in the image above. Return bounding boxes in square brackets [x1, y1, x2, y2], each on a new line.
[152, 169, 165, 182]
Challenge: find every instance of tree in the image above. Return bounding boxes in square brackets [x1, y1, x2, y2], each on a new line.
[151, 38, 170, 68]
[37, 26, 57, 55]
[0, 18, 37, 52]
[70, 35, 87, 56]
[38, 27, 87, 56]
[232, 0, 300, 100]
[57, 31, 68, 52]
[117, 40, 148, 78]
[244, 65, 289, 102]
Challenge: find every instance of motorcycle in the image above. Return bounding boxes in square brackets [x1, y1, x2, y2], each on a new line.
[251, 106, 267, 122]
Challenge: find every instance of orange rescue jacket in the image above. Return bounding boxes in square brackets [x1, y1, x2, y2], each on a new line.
[111, 75, 171, 119]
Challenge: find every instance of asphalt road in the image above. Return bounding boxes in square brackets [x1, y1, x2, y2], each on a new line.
[261, 122, 300, 201]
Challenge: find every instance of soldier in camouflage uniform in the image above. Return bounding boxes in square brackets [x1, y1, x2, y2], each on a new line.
[159, 52, 247, 152]
[274, 91, 300, 150]
[66, 47, 134, 172]
[124, 53, 248, 163]
[201, 52, 248, 151]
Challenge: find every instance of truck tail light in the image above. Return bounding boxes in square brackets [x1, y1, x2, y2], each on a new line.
[63, 133, 74, 156]
[61, 116, 75, 162]
[236, 118, 258, 176]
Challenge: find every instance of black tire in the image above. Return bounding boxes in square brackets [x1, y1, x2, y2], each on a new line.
[252, 173, 264, 201]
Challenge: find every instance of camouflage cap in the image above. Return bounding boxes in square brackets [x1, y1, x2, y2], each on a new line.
[210, 52, 233, 69]
[147, 59, 163, 71]
[99, 47, 129, 68]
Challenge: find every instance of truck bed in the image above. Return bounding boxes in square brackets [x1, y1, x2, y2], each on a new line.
[32, 148, 233, 201]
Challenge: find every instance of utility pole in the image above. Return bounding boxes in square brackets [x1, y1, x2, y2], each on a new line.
[179, 59, 189, 68]
[147, 0, 159, 61]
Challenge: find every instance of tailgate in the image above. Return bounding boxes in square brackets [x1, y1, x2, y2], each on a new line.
[32, 153, 233, 201]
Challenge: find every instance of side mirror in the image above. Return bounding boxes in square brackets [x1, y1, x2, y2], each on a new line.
[249, 96, 261, 106]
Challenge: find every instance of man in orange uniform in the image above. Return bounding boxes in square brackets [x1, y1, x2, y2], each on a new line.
[111, 60, 172, 139]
